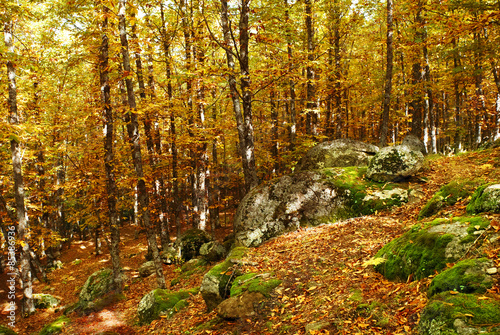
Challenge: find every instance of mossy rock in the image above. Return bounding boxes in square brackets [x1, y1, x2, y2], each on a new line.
[418, 292, 500, 334]
[174, 228, 212, 261]
[418, 180, 480, 220]
[0, 326, 17, 335]
[367, 145, 424, 182]
[39, 315, 71, 335]
[374, 217, 490, 281]
[230, 273, 282, 298]
[75, 269, 125, 314]
[235, 168, 408, 247]
[200, 247, 248, 311]
[34, 293, 60, 309]
[466, 184, 500, 214]
[137, 287, 199, 325]
[428, 258, 494, 298]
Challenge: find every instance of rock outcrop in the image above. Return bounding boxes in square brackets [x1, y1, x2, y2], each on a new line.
[367, 145, 424, 182]
[374, 216, 490, 281]
[294, 139, 379, 172]
[401, 134, 427, 155]
[235, 168, 408, 248]
[137, 287, 198, 325]
[174, 228, 212, 261]
[467, 183, 500, 214]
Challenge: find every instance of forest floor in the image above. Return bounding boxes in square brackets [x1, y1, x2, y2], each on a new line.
[3, 147, 500, 334]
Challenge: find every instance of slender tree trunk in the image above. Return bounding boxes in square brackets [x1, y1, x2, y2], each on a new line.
[285, 0, 296, 151]
[220, 0, 258, 193]
[304, 0, 318, 137]
[118, 0, 165, 289]
[379, 0, 394, 147]
[410, 5, 424, 139]
[4, 20, 35, 317]
[492, 62, 500, 141]
[270, 88, 279, 176]
[100, 4, 122, 292]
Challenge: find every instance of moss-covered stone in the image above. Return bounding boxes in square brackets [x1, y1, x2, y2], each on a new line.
[39, 315, 71, 335]
[230, 273, 282, 297]
[137, 287, 199, 325]
[428, 258, 494, 297]
[419, 293, 500, 334]
[170, 259, 209, 287]
[467, 183, 500, 214]
[174, 228, 212, 261]
[0, 325, 17, 335]
[418, 180, 479, 220]
[375, 216, 491, 281]
[235, 167, 408, 247]
[200, 247, 248, 311]
[367, 145, 424, 182]
[33, 293, 60, 309]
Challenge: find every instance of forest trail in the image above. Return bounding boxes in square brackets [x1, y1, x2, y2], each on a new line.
[10, 148, 500, 334]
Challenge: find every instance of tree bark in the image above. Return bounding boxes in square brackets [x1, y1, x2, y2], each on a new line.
[304, 0, 318, 137]
[285, 0, 296, 151]
[4, 19, 35, 317]
[220, 0, 258, 193]
[118, 0, 166, 289]
[379, 0, 394, 147]
[100, 4, 122, 293]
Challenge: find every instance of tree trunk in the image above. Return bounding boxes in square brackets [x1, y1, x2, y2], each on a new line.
[100, 4, 122, 292]
[379, 0, 394, 147]
[118, 0, 166, 289]
[492, 61, 500, 141]
[305, 0, 318, 137]
[4, 19, 35, 317]
[220, 0, 258, 193]
[285, 0, 296, 151]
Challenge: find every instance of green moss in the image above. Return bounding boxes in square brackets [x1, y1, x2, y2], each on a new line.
[348, 288, 363, 302]
[0, 325, 17, 335]
[39, 315, 70, 335]
[467, 183, 500, 214]
[321, 167, 407, 219]
[418, 180, 480, 220]
[139, 287, 199, 325]
[230, 273, 282, 297]
[374, 225, 455, 281]
[428, 258, 493, 297]
[419, 293, 500, 333]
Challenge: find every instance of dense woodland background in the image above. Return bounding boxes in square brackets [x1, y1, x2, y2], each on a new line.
[1, 0, 500, 317]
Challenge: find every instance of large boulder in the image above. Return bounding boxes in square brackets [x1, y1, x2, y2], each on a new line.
[374, 216, 490, 281]
[200, 247, 248, 311]
[174, 228, 212, 261]
[294, 139, 378, 172]
[235, 168, 408, 248]
[367, 145, 424, 182]
[137, 287, 198, 325]
[466, 184, 500, 214]
[401, 134, 427, 155]
[427, 258, 495, 298]
[69, 268, 125, 315]
[418, 292, 500, 335]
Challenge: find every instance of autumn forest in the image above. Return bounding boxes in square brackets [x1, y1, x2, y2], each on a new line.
[1, 0, 500, 330]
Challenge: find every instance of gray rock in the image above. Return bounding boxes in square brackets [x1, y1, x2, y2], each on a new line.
[33, 293, 60, 309]
[216, 292, 265, 319]
[161, 245, 178, 264]
[137, 287, 198, 325]
[174, 228, 212, 261]
[200, 241, 226, 263]
[295, 139, 378, 172]
[467, 184, 500, 214]
[234, 171, 352, 247]
[367, 145, 424, 182]
[402, 134, 427, 155]
[138, 261, 156, 277]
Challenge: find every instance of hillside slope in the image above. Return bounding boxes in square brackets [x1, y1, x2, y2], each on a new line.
[7, 147, 500, 334]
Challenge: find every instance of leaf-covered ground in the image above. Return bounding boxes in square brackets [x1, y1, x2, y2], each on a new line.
[3, 147, 500, 334]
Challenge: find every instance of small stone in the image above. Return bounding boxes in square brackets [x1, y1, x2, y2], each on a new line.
[486, 267, 498, 275]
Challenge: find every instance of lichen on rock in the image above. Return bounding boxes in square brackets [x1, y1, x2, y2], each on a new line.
[466, 183, 500, 214]
[367, 145, 424, 182]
